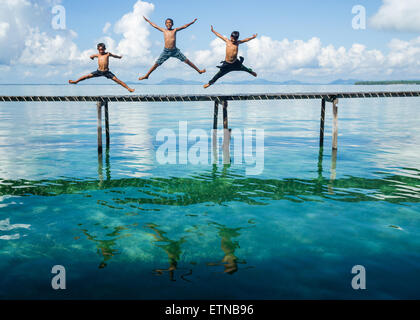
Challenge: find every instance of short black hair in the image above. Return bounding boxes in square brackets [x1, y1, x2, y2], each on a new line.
[97, 43, 106, 49]
[166, 18, 173, 24]
[231, 31, 240, 40]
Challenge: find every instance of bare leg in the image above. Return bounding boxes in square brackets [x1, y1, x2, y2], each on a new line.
[112, 77, 135, 93]
[69, 74, 94, 84]
[240, 64, 257, 77]
[184, 59, 206, 74]
[139, 63, 159, 80]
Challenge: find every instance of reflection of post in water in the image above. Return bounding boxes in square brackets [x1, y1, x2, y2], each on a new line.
[328, 148, 338, 194]
[207, 223, 246, 275]
[144, 223, 187, 281]
[97, 146, 111, 183]
[317, 147, 324, 179]
[98, 149, 103, 184]
[211, 129, 232, 168]
[223, 128, 231, 165]
[105, 146, 111, 181]
[80, 225, 130, 269]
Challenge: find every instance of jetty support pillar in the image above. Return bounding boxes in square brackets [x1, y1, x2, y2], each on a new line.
[97, 101, 103, 155]
[332, 98, 339, 150]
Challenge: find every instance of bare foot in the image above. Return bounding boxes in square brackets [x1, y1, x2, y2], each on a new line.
[138, 75, 149, 80]
[203, 83, 211, 89]
[128, 88, 135, 93]
[251, 71, 257, 77]
[198, 69, 206, 74]
[69, 80, 77, 84]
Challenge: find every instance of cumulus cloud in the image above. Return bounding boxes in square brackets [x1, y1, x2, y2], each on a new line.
[0, 0, 84, 66]
[370, 0, 420, 32]
[1, 0, 420, 82]
[246, 36, 321, 71]
[192, 38, 226, 66]
[113, 0, 155, 66]
[0, 0, 155, 69]
[18, 28, 81, 65]
[387, 36, 420, 71]
[318, 43, 385, 74]
[102, 22, 111, 34]
[191, 34, 420, 79]
[0, 0, 35, 64]
[0, 22, 10, 38]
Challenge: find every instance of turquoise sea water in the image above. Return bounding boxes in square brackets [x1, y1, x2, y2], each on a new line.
[0, 84, 419, 299]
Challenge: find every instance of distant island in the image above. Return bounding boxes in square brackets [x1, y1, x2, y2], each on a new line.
[130, 78, 364, 85]
[355, 80, 420, 85]
[156, 78, 364, 85]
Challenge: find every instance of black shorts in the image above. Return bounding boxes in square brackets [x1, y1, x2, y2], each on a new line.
[217, 56, 246, 71]
[91, 70, 116, 79]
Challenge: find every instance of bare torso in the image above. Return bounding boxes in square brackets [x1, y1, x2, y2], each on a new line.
[163, 29, 177, 49]
[97, 53, 110, 71]
[225, 40, 239, 63]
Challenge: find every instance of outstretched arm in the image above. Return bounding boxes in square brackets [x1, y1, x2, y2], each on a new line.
[175, 18, 197, 31]
[238, 34, 258, 44]
[109, 53, 122, 59]
[211, 25, 227, 42]
[143, 16, 164, 32]
[90, 54, 98, 60]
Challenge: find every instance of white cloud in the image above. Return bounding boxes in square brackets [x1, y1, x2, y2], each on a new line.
[0, 0, 154, 69]
[1, 0, 420, 82]
[0, 0, 82, 66]
[318, 43, 385, 74]
[113, 0, 155, 66]
[192, 38, 226, 67]
[102, 22, 111, 34]
[246, 36, 321, 71]
[18, 28, 80, 65]
[370, 0, 420, 32]
[387, 36, 420, 71]
[191, 34, 420, 79]
[0, 22, 9, 38]
[0, 0, 34, 64]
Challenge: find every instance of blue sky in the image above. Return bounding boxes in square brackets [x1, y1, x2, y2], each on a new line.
[66, 0, 413, 52]
[0, 0, 419, 83]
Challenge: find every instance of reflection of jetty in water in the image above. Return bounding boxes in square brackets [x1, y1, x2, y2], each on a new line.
[2, 166, 419, 206]
[2, 128, 419, 205]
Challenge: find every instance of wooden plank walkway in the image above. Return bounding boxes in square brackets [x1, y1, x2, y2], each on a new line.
[0, 91, 419, 102]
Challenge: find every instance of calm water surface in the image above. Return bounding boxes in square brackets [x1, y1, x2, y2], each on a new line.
[0, 84, 419, 299]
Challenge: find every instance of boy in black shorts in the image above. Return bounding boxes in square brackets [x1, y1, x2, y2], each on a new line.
[69, 43, 135, 93]
[204, 27, 257, 88]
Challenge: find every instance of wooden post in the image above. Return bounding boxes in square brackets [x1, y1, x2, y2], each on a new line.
[332, 98, 338, 150]
[223, 100, 228, 129]
[97, 101, 103, 155]
[104, 101, 110, 147]
[213, 101, 219, 129]
[319, 98, 326, 147]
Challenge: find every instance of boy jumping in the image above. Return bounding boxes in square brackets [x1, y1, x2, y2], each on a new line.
[69, 43, 135, 93]
[139, 17, 206, 80]
[204, 26, 257, 88]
